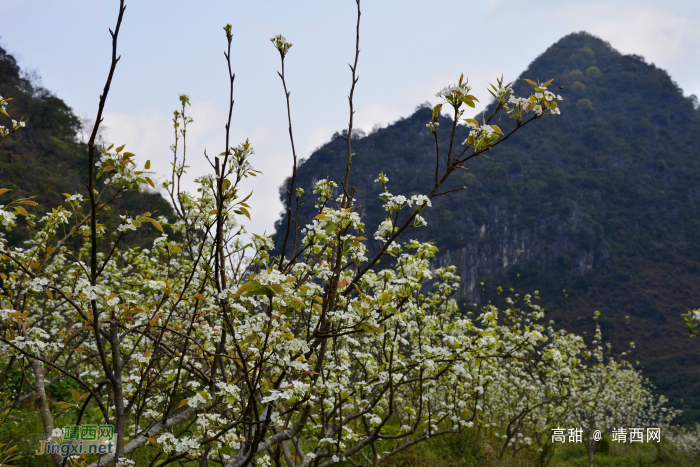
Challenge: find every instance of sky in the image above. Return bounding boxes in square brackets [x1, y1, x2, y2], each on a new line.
[1, 0, 700, 236]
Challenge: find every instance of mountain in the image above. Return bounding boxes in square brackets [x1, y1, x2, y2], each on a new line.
[0, 45, 172, 248]
[273, 32, 700, 423]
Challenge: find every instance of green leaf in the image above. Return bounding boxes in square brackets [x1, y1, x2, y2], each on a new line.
[234, 281, 258, 298]
[145, 177, 155, 189]
[244, 285, 273, 296]
[150, 218, 164, 233]
[234, 207, 251, 221]
[358, 322, 381, 335]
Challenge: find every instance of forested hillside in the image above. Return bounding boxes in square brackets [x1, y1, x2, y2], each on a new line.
[274, 32, 700, 423]
[0, 45, 172, 248]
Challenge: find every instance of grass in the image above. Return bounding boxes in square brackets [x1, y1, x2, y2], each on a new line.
[1, 400, 697, 466]
[380, 431, 700, 467]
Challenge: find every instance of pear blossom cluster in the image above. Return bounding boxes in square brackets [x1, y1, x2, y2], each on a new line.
[523, 81, 564, 117]
[0, 94, 9, 116]
[436, 81, 474, 109]
[0, 144, 682, 466]
[98, 145, 143, 188]
[666, 424, 700, 455]
[683, 307, 700, 337]
[0, 205, 16, 227]
[461, 118, 505, 151]
[0, 94, 26, 142]
[426, 121, 439, 133]
[0, 119, 25, 138]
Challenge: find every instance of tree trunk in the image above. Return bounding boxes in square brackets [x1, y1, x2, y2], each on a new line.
[30, 360, 63, 467]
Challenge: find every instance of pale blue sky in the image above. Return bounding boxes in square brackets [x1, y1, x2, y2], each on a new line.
[2, 0, 699, 234]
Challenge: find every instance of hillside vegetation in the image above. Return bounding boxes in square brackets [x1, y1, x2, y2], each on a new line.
[0, 45, 172, 249]
[274, 32, 700, 423]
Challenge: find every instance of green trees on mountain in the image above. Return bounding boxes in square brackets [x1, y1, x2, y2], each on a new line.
[0, 46, 172, 249]
[274, 32, 700, 423]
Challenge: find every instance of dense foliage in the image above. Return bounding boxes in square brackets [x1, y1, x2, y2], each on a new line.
[273, 32, 700, 423]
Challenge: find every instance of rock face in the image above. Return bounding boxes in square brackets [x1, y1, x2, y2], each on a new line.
[273, 32, 700, 422]
[435, 198, 603, 302]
